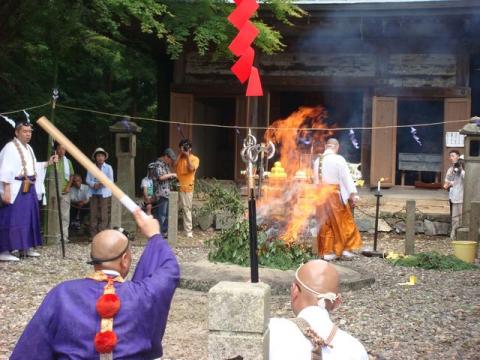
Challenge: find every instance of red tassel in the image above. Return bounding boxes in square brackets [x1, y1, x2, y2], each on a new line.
[246, 67, 263, 96]
[96, 294, 120, 319]
[94, 331, 117, 353]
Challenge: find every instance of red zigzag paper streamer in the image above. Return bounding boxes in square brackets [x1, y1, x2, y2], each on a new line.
[228, 0, 263, 97]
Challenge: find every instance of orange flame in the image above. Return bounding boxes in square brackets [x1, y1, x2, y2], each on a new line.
[264, 106, 332, 177]
[259, 106, 335, 244]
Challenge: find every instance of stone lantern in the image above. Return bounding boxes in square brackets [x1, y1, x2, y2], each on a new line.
[109, 117, 142, 233]
[458, 117, 480, 227]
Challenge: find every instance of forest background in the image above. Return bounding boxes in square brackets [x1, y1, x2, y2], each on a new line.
[0, 0, 303, 190]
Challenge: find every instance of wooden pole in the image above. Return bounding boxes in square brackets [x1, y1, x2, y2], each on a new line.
[405, 199, 416, 255]
[36, 116, 141, 214]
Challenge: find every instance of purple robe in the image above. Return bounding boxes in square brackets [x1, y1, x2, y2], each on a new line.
[0, 180, 42, 252]
[10, 234, 179, 359]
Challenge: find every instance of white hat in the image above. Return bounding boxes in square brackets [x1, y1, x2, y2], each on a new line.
[92, 147, 109, 160]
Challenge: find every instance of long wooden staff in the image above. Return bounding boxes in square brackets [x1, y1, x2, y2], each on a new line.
[36, 116, 141, 215]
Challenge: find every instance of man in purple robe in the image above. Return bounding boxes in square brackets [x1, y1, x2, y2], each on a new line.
[11, 210, 180, 359]
[0, 120, 55, 261]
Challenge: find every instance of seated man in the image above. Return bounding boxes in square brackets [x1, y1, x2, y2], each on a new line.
[269, 260, 368, 360]
[11, 210, 179, 359]
[69, 174, 90, 230]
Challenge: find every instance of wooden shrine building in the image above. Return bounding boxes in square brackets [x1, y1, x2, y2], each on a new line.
[168, 0, 480, 187]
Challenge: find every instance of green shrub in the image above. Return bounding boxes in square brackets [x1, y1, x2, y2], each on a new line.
[387, 251, 478, 271]
[195, 179, 244, 217]
[207, 220, 315, 270]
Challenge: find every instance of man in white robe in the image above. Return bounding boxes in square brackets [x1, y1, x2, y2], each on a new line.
[0, 121, 55, 261]
[269, 260, 368, 360]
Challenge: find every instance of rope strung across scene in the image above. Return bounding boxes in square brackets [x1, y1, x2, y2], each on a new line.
[55, 103, 470, 132]
[0, 101, 472, 132]
[0, 102, 50, 116]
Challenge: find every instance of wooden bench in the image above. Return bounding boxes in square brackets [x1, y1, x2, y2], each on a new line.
[398, 153, 442, 186]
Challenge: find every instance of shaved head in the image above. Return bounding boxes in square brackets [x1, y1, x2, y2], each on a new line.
[91, 230, 132, 277]
[291, 260, 340, 314]
[326, 138, 339, 147]
[297, 260, 339, 294]
[326, 138, 340, 153]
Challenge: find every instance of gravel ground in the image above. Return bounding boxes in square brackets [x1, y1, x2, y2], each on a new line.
[1, 232, 479, 359]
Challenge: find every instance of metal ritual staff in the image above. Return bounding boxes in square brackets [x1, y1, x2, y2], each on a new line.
[50, 89, 66, 257]
[241, 130, 275, 282]
[361, 178, 385, 258]
[257, 141, 275, 199]
[229, 0, 264, 282]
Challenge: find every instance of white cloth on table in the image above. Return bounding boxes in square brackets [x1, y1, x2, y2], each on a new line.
[269, 306, 368, 360]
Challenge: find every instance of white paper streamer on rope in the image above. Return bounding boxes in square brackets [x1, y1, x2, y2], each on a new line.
[22, 110, 31, 124]
[52, 88, 59, 101]
[0, 115, 16, 128]
[349, 129, 360, 149]
[410, 127, 422, 146]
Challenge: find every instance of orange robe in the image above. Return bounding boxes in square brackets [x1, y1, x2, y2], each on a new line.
[317, 185, 362, 256]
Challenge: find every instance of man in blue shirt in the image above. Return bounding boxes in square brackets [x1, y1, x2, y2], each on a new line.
[86, 148, 114, 238]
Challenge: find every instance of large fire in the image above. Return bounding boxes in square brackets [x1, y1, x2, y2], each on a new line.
[258, 106, 335, 245]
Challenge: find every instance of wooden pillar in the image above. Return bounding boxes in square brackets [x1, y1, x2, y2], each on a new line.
[405, 200, 416, 255]
[361, 89, 373, 185]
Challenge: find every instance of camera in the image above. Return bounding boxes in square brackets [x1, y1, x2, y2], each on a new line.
[453, 159, 464, 173]
[180, 139, 192, 153]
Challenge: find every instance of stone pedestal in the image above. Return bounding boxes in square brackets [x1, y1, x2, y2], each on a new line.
[109, 119, 142, 234]
[167, 191, 178, 246]
[110, 197, 122, 228]
[457, 227, 469, 240]
[208, 281, 270, 360]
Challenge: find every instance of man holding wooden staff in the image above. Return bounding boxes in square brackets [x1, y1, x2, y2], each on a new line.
[12, 116, 179, 358]
[0, 119, 56, 261]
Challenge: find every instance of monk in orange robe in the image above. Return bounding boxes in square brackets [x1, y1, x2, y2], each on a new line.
[315, 139, 362, 260]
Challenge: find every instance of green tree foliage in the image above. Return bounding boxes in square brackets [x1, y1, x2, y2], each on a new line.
[0, 0, 304, 186]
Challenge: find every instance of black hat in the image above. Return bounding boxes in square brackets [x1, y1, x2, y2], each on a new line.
[14, 118, 32, 129]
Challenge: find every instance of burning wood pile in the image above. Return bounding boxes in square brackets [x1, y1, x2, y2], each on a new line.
[256, 106, 361, 246]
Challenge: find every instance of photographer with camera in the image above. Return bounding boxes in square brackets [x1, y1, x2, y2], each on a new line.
[175, 139, 200, 238]
[443, 150, 464, 240]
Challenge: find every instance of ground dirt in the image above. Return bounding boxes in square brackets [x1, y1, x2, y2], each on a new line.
[1, 230, 479, 359]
